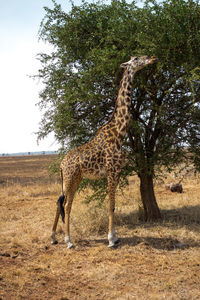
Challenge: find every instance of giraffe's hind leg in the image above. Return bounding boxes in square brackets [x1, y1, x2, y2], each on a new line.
[64, 173, 82, 249]
[51, 202, 60, 244]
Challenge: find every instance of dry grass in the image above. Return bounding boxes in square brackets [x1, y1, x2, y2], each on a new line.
[0, 155, 200, 299]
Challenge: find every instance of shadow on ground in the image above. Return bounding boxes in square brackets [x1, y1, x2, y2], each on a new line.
[90, 235, 199, 251]
[76, 205, 200, 250]
[116, 205, 200, 230]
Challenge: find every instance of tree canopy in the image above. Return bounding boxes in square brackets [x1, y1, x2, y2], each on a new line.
[37, 0, 200, 220]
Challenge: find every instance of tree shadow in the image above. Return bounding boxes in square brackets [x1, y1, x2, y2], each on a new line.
[70, 205, 200, 250]
[116, 205, 200, 232]
[88, 235, 199, 251]
[90, 205, 200, 250]
[120, 236, 199, 250]
[161, 205, 200, 227]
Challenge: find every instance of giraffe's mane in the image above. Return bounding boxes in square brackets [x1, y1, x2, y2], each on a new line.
[96, 67, 131, 134]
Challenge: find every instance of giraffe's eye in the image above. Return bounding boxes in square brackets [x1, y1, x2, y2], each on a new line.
[134, 57, 138, 61]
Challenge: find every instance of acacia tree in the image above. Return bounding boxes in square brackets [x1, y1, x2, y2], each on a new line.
[37, 0, 200, 221]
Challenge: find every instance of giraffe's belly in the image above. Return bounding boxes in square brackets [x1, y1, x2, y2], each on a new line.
[81, 166, 107, 180]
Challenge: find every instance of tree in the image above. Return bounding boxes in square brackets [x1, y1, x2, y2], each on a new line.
[36, 0, 200, 221]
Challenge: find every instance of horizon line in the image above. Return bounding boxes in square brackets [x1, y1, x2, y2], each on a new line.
[0, 150, 58, 157]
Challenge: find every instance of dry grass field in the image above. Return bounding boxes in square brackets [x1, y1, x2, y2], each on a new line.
[0, 155, 200, 299]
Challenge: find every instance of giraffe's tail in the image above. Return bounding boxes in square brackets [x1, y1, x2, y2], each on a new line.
[57, 168, 65, 223]
[57, 194, 65, 223]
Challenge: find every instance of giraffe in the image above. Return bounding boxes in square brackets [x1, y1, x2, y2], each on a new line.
[51, 55, 157, 248]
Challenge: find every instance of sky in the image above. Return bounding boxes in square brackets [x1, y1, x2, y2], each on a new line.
[0, 0, 81, 154]
[0, 0, 144, 154]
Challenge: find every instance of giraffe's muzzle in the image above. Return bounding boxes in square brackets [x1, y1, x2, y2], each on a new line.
[150, 56, 158, 64]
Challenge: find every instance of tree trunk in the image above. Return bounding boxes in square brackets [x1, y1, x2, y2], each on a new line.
[139, 173, 161, 221]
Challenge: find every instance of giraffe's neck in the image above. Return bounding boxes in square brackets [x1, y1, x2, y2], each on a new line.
[111, 68, 135, 138]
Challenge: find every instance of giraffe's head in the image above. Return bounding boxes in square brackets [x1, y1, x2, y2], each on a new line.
[120, 56, 157, 71]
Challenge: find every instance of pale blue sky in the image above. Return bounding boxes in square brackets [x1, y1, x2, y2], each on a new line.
[0, 0, 79, 153]
[0, 0, 144, 154]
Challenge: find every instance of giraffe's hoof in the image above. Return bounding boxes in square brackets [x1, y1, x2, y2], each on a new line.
[67, 242, 74, 249]
[114, 238, 120, 245]
[64, 236, 74, 249]
[51, 240, 58, 245]
[108, 243, 117, 248]
[108, 239, 120, 248]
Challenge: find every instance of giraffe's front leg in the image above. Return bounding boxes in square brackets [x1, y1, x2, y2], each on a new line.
[108, 229, 120, 248]
[64, 198, 74, 249]
[64, 235, 73, 249]
[107, 173, 120, 248]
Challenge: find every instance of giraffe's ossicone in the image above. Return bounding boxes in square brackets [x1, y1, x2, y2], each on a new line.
[51, 56, 157, 248]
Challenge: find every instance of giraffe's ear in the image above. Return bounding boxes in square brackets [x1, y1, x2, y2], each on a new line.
[120, 62, 129, 68]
